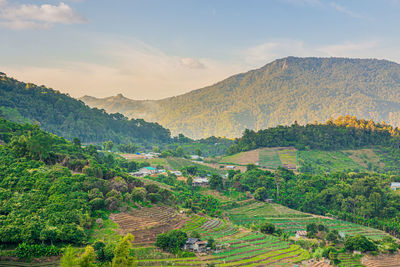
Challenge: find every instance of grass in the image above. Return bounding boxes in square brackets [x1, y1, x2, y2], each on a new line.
[278, 149, 297, 166]
[298, 150, 366, 173]
[259, 148, 281, 168]
[87, 218, 121, 244]
[218, 152, 246, 165]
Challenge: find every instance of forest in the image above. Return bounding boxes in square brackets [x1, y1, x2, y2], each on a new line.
[227, 115, 400, 154]
[0, 74, 171, 144]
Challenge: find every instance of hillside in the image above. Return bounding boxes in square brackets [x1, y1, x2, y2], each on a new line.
[82, 57, 400, 139]
[0, 74, 171, 144]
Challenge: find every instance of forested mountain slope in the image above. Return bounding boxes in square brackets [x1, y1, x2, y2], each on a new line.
[0, 74, 171, 144]
[82, 57, 400, 139]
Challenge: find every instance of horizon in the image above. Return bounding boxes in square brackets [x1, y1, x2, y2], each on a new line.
[2, 0, 400, 99]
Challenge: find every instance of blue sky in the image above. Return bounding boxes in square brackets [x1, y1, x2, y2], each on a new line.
[1, 0, 400, 99]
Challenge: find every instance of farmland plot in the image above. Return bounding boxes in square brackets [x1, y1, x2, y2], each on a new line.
[110, 205, 186, 244]
[226, 201, 389, 241]
[137, 214, 309, 266]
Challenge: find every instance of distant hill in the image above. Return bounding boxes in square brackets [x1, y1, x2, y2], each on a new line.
[0, 74, 171, 144]
[81, 57, 400, 139]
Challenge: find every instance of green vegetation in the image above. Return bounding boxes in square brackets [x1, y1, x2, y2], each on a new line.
[81, 57, 400, 139]
[259, 148, 281, 168]
[226, 166, 400, 239]
[228, 116, 400, 154]
[0, 118, 176, 260]
[0, 75, 171, 144]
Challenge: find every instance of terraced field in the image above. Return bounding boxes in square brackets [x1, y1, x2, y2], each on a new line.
[362, 254, 400, 267]
[226, 201, 389, 241]
[137, 215, 309, 266]
[110, 205, 186, 244]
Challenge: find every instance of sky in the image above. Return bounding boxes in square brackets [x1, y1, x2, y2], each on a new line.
[1, 0, 400, 100]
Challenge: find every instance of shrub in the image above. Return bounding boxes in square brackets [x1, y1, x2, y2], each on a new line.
[15, 243, 60, 259]
[155, 230, 187, 253]
[260, 222, 275, 234]
[344, 234, 377, 252]
[147, 193, 162, 203]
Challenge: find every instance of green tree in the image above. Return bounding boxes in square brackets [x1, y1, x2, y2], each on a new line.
[306, 223, 318, 238]
[260, 222, 275, 234]
[77, 246, 96, 267]
[254, 187, 268, 201]
[60, 246, 77, 267]
[344, 234, 377, 252]
[112, 234, 136, 267]
[209, 174, 223, 190]
[195, 148, 202, 156]
[73, 137, 81, 147]
[103, 141, 114, 151]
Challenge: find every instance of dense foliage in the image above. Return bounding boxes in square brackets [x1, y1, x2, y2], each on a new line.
[82, 57, 400, 138]
[0, 118, 175, 247]
[0, 75, 171, 144]
[228, 116, 400, 154]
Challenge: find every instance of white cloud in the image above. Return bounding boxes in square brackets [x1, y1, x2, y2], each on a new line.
[0, 1, 86, 29]
[179, 58, 205, 69]
[330, 2, 363, 19]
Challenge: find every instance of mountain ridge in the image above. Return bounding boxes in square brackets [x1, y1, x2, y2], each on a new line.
[81, 57, 400, 139]
[0, 74, 172, 144]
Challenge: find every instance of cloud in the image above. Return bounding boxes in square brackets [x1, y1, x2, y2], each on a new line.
[329, 2, 363, 18]
[0, 1, 86, 29]
[1, 38, 244, 99]
[179, 58, 205, 69]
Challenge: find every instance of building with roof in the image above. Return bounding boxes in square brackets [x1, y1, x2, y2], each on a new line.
[192, 177, 209, 187]
[391, 182, 400, 190]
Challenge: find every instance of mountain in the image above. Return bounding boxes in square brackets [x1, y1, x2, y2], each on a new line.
[0, 74, 171, 144]
[81, 57, 400, 139]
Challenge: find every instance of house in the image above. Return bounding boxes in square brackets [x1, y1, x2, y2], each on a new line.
[225, 165, 236, 170]
[265, 199, 274, 203]
[184, 238, 200, 251]
[140, 166, 157, 174]
[193, 240, 207, 253]
[171, 170, 182, 176]
[131, 166, 158, 177]
[390, 182, 400, 190]
[192, 177, 209, 187]
[295, 231, 307, 238]
[190, 155, 203, 160]
[184, 238, 207, 252]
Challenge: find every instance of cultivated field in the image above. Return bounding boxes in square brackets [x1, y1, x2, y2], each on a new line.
[226, 201, 389, 241]
[219, 147, 297, 170]
[362, 253, 400, 267]
[297, 148, 385, 173]
[110, 206, 186, 245]
[136, 214, 309, 266]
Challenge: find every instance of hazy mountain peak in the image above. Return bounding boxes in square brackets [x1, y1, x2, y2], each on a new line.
[82, 57, 400, 139]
